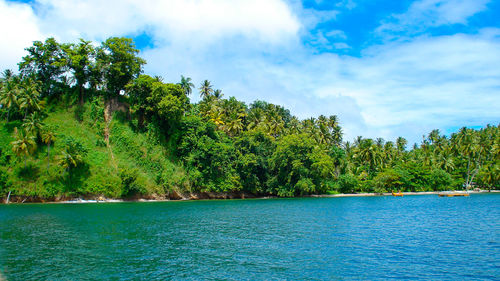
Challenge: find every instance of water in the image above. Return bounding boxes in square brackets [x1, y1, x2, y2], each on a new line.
[0, 194, 499, 280]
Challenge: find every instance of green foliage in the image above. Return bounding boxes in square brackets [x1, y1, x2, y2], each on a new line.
[1, 36, 499, 201]
[98, 37, 146, 98]
[336, 174, 359, 194]
[429, 169, 453, 191]
[234, 131, 275, 194]
[372, 169, 406, 192]
[119, 167, 145, 197]
[58, 136, 88, 172]
[0, 168, 9, 195]
[19, 38, 66, 97]
[270, 134, 334, 196]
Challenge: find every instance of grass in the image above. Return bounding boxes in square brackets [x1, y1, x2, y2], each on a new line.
[0, 103, 186, 199]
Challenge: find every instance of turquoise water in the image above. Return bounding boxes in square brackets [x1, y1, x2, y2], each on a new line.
[0, 194, 499, 280]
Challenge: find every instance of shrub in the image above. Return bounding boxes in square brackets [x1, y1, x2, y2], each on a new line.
[337, 174, 359, 194]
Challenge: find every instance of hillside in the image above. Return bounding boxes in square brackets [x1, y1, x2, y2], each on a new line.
[0, 99, 189, 201]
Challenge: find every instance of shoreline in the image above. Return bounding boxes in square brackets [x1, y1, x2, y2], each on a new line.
[2, 190, 498, 204]
[309, 190, 500, 198]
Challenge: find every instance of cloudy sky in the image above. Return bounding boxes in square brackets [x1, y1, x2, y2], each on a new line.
[1, 0, 499, 144]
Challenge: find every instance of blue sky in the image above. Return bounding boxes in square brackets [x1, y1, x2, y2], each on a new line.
[1, 0, 499, 145]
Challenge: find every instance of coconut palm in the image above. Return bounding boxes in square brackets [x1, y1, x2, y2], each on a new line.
[0, 70, 20, 121]
[213, 89, 224, 99]
[41, 129, 56, 172]
[23, 112, 44, 138]
[18, 79, 41, 118]
[199, 80, 213, 99]
[58, 150, 79, 173]
[11, 127, 37, 169]
[179, 75, 194, 96]
[57, 138, 87, 174]
[353, 138, 382, 175]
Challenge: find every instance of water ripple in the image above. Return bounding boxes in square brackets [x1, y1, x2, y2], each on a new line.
[0, 194, 499, 280]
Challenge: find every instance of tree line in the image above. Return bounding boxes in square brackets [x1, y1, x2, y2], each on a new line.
[0, 37, 498, 199]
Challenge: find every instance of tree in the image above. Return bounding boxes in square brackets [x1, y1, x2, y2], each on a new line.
[22, 112, 44, 138]
[41, 128, 56, 172]
[97, 37, 146, 98]
[453, 127, 482, 190]
[11, 127, 37, 169]
[152, 83, 189, 126]
[179, 75, 194, 96]
[396, 137, 407, 152]
[270, 134, 334, 196]
[0, 70, 20, 121]
[64, 39, 95, 104]
[57, 137, 88, 174]
[17, 78, 41, 118]
[199, 80, 213, 99]
[126, 74, 158, 127]
[213, 89, 224, 99]
[19, 38, 66, 97]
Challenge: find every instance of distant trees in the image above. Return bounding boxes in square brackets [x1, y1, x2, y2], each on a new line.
[0, 36, 498, 200]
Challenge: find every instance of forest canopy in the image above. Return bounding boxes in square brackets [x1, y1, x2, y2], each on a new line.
[0, 37, 498, 201]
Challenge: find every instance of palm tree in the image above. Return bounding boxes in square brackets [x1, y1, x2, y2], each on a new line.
[57, 139, 87, 174]
[354, 138, 382, 175]
[22, 112, 44, 138]
[58, 150, 79, 173]
[0, 70, 20, 121]
[396, 137, 407, 151]
[41, 129, 56, 172]
[179, 75, 194, 96]
[199, 80, 213, 99]
[18, 79, 41, 118]
[213, 89, 224, 99]
[11, 127, 37, 169]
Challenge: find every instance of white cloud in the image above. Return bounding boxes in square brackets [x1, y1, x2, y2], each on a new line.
[333, 42, 350, 49]
[32, 0, 300, 44]
[311, 30, 500, 141]
[325, 30, 347, 40]
[0, 0, 498, 145]
[142, 29, 500, 143]
[0, 1, 46, 71]
[378, 0, 491, 34]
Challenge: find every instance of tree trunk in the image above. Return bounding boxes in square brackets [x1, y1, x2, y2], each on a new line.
[47, 143, 51, 173]
[465, 157, 471, 190]
[79, 85, 84, 106]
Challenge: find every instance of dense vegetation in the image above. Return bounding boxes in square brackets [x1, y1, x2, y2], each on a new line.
[0, 37, 498, 201]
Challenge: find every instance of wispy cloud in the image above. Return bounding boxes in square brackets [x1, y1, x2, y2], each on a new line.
[377, 0, 491, 35]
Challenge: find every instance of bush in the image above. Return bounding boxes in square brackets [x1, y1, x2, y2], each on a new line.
[294, 178, 316, 195]
[429, 169, 453, 191]
[373, 169, 406, 192]
[337, 174, 359, 194]
[0, 168, 9, 196]
[119, 167, 146, 197]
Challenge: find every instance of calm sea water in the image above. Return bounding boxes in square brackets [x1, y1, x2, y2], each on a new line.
[0, 194, 499, 280]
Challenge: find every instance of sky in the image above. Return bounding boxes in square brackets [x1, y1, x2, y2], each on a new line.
[1, 0, 499, 145]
